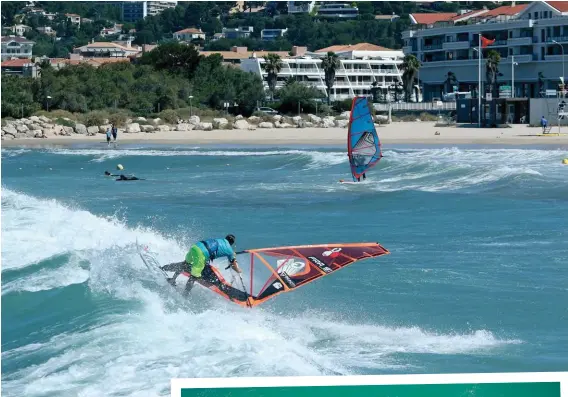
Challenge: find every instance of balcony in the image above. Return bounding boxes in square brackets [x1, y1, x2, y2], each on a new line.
[422, 43, 443, 51]
[508, 54, 532, 63]
[402, 46, 413, 54]
[547, 36, 568, 44]
[443, 40, 470, 50]
[507, 37, 533, 46]
[545, 54, 568, 62]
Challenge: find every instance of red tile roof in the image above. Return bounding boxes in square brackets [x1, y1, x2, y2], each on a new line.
[410, 12, 458, 25]
[316, 43, 394, 52]
[482, 3, 528, 17]
[1, 58, 33, 67]
[175, 28, 204, 35]
[547, 1, 568, 12]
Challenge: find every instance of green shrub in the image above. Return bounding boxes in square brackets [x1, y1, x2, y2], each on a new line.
[81, 110, 108, 127]
[108, 110, 130, 127]
[159, 109, 179, 124]
[55, 117, 76, 128]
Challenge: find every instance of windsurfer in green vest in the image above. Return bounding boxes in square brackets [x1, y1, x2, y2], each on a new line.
[160, 234, 247, 301]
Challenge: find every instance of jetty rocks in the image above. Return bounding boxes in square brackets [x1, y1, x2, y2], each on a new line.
[1, 113, 391, 140]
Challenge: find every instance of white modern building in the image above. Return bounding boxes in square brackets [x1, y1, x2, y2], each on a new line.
[240, 43, 404, 101]
[261, 28, 288, 41]
[222, 26, 254, 39]
[402, 1, 568, 100]
[316, 3, 359, 18]
[72, 41, 141, 58]
[1, 36, 34, 61]
[121, 1, 177, 22]
[287, 1, 316, 14]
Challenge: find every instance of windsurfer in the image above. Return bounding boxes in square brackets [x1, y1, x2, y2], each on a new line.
[161, 234, 247, 301]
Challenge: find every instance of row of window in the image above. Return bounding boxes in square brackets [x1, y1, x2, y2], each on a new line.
[3, 49, 32, 54]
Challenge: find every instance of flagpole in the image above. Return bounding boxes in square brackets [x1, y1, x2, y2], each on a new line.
[478, 34, 481, 127]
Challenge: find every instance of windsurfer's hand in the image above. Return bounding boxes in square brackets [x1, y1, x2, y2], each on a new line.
[232, 261, 242, 273]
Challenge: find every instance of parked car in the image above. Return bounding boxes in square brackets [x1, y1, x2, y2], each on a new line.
[255, 107, 279, 115]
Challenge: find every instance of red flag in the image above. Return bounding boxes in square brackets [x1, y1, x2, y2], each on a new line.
[480, 35, 495, 48]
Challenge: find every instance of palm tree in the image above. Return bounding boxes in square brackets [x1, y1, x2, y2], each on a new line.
[264, 53, 283, 100]
[485, 50, 501, 97]
[400, 54, 420, 102]
[321, 51, 340, 105]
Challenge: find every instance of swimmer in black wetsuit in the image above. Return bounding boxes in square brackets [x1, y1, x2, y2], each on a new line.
[104, 171, 142, 180]
[116, 174, 141, 181]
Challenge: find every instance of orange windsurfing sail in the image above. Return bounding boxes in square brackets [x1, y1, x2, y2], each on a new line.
[185, 243, 390, 308]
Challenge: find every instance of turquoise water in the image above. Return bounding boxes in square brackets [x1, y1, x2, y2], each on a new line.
[2, 144, 568, 397]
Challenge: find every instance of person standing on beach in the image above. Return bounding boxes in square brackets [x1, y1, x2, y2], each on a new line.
[111, 124, 118, 144]
[541, 116, 548, 133]
[105, 127, 112, 146]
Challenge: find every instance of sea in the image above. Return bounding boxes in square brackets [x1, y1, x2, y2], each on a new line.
[1, 143, 567, 397]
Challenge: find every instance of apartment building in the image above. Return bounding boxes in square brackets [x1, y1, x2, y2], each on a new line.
[222, 26, 254, 39]
[1, 36, 35, 61]
[4, 25, 32, 37]
[316, 3, 359, 18]
[240, 43, 404, 101]
[121, 1, 177, 22]
[287, 1, 316, 14]
[261, 28, 288, 41]
[402, 1, 568, 100]
[73, 41, 141, 58]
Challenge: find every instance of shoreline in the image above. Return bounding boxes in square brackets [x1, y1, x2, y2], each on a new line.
[3, 123, 568, 148]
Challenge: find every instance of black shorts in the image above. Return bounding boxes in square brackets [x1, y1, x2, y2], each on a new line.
[106, 136, 111, 142]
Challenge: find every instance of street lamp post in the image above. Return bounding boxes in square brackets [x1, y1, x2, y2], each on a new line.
[474, 47, 484, 127]
[552, 39, 565, 91]
[189, 95, 194, 118]
[46, 95, 52, 112]
[511, 56, 518, 98]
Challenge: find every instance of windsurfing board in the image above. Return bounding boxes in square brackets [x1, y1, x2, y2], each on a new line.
[535, 133, 567, 136]
[136, 239, 171, 281]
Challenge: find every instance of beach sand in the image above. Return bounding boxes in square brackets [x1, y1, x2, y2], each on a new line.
[3, 122, 568, 147]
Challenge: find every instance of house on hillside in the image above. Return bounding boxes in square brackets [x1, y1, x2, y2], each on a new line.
[3, 25, 32, 37]
[173, 28, 206, 42]
[73, 41, 141, 58]
[1, 36, 35, 61]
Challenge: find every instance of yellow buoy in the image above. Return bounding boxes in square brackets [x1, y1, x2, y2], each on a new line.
[117, 164, 124, 170]
[562, 158, 568, 165]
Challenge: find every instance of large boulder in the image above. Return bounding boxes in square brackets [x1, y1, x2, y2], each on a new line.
[141, 124, 155, 132]
[2, 126, 17, 136]
[29, 116, 41, 122]
[336, 119, 349, 128]
[38, 115, 51, 123]
[258, 122, 273, 128]
[188, 115, 200, 125]
[99, 124, 111, 133]
[152, 118, 161, 124]
[338, 111, 351, 120]
[248, 116, 260, 124]
[34, 130, 47, 138]
[156, 125, 170, 132]
[322, 117, 335, 128]
[304, 121, 314, 128]
[308, 114, 321, 124]
[126, 123, 141, 133]
[176, 123, 193, 131]
[197, 122, 213, 131]
[16, 124, 29, 133]
[292, 116, 303, 125]
[233, 119, 250, 130]
[272, 115, 282, 123]
[74, 123, 87, 134]
[136, 116, 147, 122]
[87, 126, 99, 136]
[62, 126, 74, 136]
[235, 115, 244, 120]
[212, 118, 229, 129]
[276, 122, 293, 128]
[375, 114, 389, 123]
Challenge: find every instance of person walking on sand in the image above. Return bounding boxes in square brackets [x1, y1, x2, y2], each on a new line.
[111, 124, 118, 145]
[105, 127, 112, 146]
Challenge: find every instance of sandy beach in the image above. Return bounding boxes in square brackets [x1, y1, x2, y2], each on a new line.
[2, 122, 568, 147]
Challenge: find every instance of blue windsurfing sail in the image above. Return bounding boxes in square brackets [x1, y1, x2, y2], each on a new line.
[347, 97, 383, 181]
